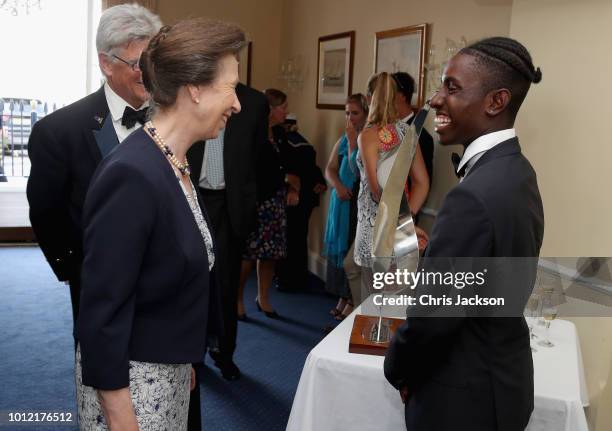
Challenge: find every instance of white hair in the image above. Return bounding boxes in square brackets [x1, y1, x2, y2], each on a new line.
[96, 3, 162, 55]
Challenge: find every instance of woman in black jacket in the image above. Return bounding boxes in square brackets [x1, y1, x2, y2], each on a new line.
[76, 18, 245, 429]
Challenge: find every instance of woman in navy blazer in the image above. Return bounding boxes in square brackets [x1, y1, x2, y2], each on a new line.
[76, 19, 245, 430]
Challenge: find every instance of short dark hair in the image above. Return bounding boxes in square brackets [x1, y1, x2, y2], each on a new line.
[140, 18, 246, 107]
[366, 73, 379, 97]
[391, 72, 415, 105]
[459, 37, 542, 117]
[264, 88, 287, 107]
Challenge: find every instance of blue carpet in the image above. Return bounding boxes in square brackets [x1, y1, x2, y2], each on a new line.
[0, 246, 337, 430]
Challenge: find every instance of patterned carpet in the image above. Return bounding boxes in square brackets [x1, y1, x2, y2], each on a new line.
[0, 246, 337, 430]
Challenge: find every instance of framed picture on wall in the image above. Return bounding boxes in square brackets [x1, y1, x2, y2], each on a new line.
[374, 24, 427, 107]
[238, 41, 252, 87]
[316, 31, 355, 109]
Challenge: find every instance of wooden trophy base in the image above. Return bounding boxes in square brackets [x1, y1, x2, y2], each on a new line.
[348, 314, 405, 356]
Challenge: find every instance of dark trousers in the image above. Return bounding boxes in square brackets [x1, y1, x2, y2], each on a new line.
[187, 366, 202, 431]
[69, 273, 81, 349]
[404, 379, 497, 431]
[200, 189, 242, 361]
[69, 276, 80, 329]
[276, 203, 314, 291]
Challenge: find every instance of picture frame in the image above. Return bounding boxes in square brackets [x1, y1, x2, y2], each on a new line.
[316, 31, 355, 110]
[374, 24, 427, 107]
[238, 41, 252, 87]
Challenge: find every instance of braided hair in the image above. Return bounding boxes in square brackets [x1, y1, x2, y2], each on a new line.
[459, 37, 541, 116]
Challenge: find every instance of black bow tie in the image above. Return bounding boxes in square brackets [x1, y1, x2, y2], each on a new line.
[451, 152, 467, 178]
[121, 106, 147, 128]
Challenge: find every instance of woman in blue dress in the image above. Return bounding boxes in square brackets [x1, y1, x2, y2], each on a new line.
[323, 93, 368, 320]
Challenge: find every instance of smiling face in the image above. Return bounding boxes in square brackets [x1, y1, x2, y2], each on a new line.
[100, 39, 150, 108]
[430, 53, 492, 147]
[194, 53, 241, 139]
[345, 102, 367, 131]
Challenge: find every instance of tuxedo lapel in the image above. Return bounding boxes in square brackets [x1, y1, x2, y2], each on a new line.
[464, 137, 521, 180]
[93, 114, 120, 158]
[83, 87, 114, 164]
[223, 84, 245, 175]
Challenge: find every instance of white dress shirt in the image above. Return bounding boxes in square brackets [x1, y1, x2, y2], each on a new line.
[103, 83, 148, 143]
[199, 129, 226, 190]
[458, 128, 516, 181]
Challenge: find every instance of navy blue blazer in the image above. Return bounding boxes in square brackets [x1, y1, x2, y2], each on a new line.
[77, 128, 221, 390]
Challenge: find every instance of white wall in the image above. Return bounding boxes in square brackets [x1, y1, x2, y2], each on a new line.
[510, 1, 612, 429]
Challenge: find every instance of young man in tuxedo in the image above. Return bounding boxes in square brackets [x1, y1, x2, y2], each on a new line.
[384, 37, 544, 431]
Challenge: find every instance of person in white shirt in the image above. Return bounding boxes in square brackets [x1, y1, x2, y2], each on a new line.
[28, 1, 160, 337]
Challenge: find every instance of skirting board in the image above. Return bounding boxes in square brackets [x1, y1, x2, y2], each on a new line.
[0, 227, 36, 242]
[308, 251, 327, 280]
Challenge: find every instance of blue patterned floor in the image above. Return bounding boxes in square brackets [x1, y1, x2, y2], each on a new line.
[0, 246, 337, 430]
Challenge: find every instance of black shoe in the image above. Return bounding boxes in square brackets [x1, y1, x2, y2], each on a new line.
[255, 298, 280, 319]
[218, 361, 241, 381]
[209, 352, 241, 381]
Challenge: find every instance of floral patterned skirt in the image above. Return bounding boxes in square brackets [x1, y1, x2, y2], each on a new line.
[75, 345, 191, 430]
[243, 188, 287, 260]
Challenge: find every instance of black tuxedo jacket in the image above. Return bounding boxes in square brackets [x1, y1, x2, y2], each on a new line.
[77, 128, 221, 390]
[385, 138, 544, 431]
[27, 87, 119, 281]
[187, 83, 269, 240]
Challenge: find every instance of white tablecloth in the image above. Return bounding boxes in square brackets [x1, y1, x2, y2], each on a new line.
[287, 308, 589, 431]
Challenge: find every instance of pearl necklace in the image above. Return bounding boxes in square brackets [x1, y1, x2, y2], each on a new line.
[145, 121, 191, 176]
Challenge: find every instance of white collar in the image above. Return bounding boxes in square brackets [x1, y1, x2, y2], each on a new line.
[457, 128, 516, 174]
[104, 82, 148, 122]
[401, 112, 415, 124]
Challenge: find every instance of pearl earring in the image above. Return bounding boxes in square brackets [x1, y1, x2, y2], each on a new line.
[195, 98, 200, 104]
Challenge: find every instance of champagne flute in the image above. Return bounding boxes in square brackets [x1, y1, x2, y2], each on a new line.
[538, 289, 557, 348]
